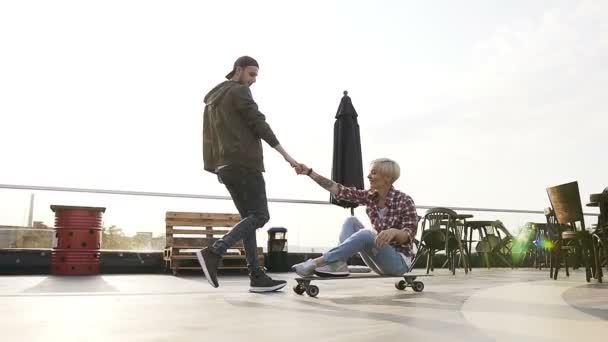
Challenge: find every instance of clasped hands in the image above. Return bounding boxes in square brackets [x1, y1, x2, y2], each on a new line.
[375, 228, 402, 248]
[286, 159, 310, 176]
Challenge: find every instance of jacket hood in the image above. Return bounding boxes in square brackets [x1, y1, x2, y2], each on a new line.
[204, 81, 237, 105]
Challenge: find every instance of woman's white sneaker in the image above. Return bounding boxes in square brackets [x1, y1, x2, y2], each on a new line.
[315, 261, 350, 277]
[291, 259, 317, 277]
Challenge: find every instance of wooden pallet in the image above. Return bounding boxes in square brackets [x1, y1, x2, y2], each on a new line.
[163, 212, 263, 275]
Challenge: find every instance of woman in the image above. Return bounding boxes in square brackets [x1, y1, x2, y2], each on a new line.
[292, 158, 419, 277]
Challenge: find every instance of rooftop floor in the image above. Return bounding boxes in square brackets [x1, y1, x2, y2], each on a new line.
[0, 269, 606, 342]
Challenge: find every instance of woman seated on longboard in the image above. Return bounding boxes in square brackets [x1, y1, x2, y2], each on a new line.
[292, 158, 419, 277]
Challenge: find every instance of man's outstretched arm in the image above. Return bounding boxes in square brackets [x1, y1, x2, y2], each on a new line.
[274, 144, 298, 167]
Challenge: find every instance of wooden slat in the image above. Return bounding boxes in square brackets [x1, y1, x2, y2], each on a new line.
[172, 253, 245, 258]
[171, 255, 250, 260]
[170, 237, 220, 247]
[167, 216, 238, 224]
[166, 211, 239, 219]
[171, 247, 245, 255]
[171, 251, 244, 255]
[167, 228, 231, 235]
[170, 247, 244, 253]
[166, 219, 237, 227]
[172, 248, 245, 253]
[170, 245, 260, 252]
[170, 247, 259, 255]
[166, 212, 240, 221]
[171, 266, 250, 270]
[165, 241, 256, 254]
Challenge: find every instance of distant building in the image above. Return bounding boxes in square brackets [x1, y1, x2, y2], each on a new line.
[0, 223, 53, 249]
[151, 236, 166, 250]
[19, 222, 53, 248]
[0, 226, 18, 248]
[134, 232, 153, 250]
[33, 221, 50, 229]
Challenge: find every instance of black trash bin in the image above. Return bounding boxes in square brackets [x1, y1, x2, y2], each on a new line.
[266, 227, 288, 272]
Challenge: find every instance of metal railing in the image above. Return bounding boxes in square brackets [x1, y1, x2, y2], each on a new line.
[0, 183, 600, 216]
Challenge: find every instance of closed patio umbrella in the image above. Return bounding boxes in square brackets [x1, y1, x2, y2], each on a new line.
[330, 91, 364, 215]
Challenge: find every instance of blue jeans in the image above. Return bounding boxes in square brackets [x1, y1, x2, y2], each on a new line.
[323, 217, 410, 276]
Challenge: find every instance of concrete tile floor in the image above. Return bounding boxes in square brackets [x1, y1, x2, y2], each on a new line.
[0, 269, 606, 342]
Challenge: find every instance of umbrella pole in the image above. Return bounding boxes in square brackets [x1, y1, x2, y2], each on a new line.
[350, 207, 354, 216]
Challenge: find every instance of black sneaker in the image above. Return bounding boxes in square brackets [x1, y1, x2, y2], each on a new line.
[195, 248, 221, 288]
[249, 268, 287, 293]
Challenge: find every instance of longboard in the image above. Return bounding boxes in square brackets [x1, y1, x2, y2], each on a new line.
[293, 273, 431, 297]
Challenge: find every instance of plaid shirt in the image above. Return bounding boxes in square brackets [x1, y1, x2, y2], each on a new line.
[335, 184, 420, 258]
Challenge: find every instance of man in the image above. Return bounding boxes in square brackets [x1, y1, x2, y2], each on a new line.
[198, 56, 297, 292]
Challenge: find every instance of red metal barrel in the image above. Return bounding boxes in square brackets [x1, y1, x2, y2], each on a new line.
[51, 250, 101, 275]
[50, 205, 106, 275]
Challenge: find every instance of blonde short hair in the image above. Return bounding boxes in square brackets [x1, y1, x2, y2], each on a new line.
[371, 158, 401, 184]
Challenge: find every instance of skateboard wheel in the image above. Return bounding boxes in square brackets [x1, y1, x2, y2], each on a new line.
[412, 281, 424, 292]
[293, 285, 305, 295]
[306, 285, 319, 297]
[395, 280, 407, 290]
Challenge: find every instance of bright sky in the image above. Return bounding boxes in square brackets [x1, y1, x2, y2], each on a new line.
[1, 1, 606, 248]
